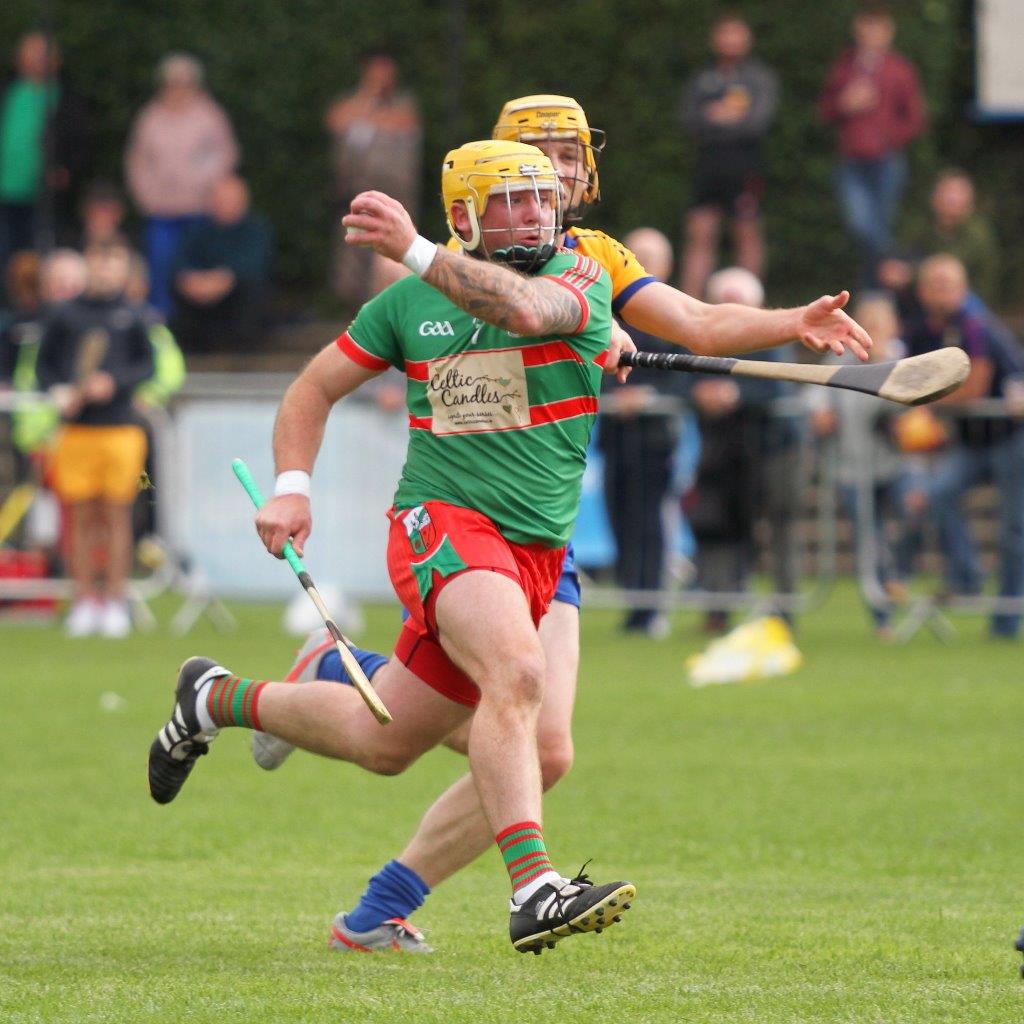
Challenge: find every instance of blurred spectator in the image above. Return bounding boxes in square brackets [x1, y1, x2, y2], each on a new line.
[127, 253, 185, 410]
[35, 241, 154, 638]
[326, 49, 421, 305]
[126, 254, 185, 543]
[879, 168, 1001, 313]
[679, 13, 778, 298]
[818, 4, 925, 288]
[598, 228, 685, 637]
[688, 267, 802, 632]
[170, 173, 272, 355]
[76, 179, 129, 250]
[125, 53, 238, 317]
[903, 254, 1024, 639]
[1, 251, 42, 386]
[714, 270, 804, 616]
[809, 293, 908, 636]
[6, 249, 86, 463]
[4, 250, 86, 559]
[0, 32, 89, 296]
[40, 246, 88, 304]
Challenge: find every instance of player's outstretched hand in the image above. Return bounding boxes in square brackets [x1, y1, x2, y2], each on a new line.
[797, 291, 873, 361]
[604, 321, 636, 384]
[255, 493, 311, 560]
[343, 191, 417, 263]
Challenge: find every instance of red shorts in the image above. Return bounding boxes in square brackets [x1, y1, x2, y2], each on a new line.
[387, 501, 565, 708]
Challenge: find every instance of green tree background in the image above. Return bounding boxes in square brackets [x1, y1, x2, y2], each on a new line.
[3, 0, 1022, 309]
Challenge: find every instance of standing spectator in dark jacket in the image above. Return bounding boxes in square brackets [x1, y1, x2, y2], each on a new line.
[679, 14, 778, 299]
[904, 254, 1024, 639]
[0, 32, 89, 292]
[818, 4, 926, 288]
[599, 228, 685, 637]
[36, 240, 154, 638]
[170, 173, 272, 355]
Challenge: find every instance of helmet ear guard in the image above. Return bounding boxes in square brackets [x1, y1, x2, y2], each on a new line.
[441, 140, 562, 272]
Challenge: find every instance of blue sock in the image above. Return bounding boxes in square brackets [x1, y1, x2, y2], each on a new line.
[317, 646, 388, 687]
[345, 860, 430, 932]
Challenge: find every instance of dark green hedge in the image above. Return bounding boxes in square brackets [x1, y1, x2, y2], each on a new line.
[3, 0, 1021, 307]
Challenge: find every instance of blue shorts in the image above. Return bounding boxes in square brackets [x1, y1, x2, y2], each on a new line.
[553, 542, 581, 609]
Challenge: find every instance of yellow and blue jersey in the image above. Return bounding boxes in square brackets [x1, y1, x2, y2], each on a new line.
[561, 227, 656, 315]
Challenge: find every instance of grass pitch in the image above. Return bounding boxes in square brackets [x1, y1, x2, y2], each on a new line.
[2, 584, 1022, 1023]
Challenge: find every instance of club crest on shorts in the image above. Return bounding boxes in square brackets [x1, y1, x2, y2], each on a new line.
[402, 505, 436, 554]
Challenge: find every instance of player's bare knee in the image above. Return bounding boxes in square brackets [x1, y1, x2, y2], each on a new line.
[360, 747, 416, 776]
[539, 738, 574, 789]
[493, 651, 545, 708]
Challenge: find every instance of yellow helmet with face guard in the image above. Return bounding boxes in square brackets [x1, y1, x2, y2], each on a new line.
[441, 139, 562, 271]
[492, 95, 604, 217]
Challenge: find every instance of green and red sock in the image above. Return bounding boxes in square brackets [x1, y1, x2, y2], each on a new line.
[496, 821, 560, 902]
[205, 676, 267, 729]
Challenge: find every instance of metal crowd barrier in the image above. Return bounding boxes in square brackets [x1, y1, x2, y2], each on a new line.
[579, 398, 841, 617]
[850, 399, 1024, 642]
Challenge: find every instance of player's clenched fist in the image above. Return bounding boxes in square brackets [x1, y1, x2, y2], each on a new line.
[255, 493, 311, 559]
[342, 190, 417, 263]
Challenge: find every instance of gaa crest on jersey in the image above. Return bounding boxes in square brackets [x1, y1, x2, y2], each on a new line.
[402, 505, 436, 554]
[418, 320, 456, 337]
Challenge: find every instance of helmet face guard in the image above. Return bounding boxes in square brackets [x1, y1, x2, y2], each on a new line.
[492, 95, 605, 226]
[442, 141, 563, 273]
[468, 174, 561, 272]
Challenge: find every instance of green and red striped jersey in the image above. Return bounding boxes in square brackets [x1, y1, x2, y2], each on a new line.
[337, 249, 612, 547]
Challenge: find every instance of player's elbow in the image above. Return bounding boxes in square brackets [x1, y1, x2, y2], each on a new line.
[507, 302, 545, 338]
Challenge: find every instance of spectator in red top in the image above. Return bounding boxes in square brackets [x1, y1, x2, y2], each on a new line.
[818, 4, 926, 287]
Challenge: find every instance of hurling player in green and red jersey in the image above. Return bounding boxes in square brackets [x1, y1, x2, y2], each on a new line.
[147, 140, 639, 955]
[246, 95, 878, 955]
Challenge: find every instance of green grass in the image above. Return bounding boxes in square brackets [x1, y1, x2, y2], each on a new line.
[2, 584, 1022, 1022]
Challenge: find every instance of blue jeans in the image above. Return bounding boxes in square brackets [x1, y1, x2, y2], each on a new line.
[144, 215, 205, 316]
[834, 153, 907, 287]
[840, 480, 903, 628]
[928, 430, 1024, 636]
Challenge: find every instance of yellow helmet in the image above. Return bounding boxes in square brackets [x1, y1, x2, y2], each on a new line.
[492, 95, 604, 218]
[441, 139, 562, 271]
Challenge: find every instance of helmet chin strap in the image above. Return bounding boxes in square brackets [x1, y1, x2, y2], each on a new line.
[490, 241, 557, 273]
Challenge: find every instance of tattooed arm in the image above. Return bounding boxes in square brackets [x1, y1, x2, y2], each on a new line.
[420, 244, 581, 335]
[341, 189, 582, 336]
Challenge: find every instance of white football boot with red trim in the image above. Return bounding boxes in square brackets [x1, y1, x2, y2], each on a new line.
[328, 911, 432, 953]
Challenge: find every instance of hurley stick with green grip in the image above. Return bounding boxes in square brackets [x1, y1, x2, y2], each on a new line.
[232, 458, 392, 725]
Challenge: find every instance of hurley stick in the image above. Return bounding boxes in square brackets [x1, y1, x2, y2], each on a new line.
[618, 347, 970, 406]
[231, 458, 392, 725]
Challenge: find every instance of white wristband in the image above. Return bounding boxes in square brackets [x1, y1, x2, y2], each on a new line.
[401, 234, 438, 276]
[274, 470, 311, 497]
